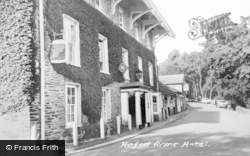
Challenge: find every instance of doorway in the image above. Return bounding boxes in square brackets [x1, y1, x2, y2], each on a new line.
[129, 94, 136, 128]
[140, 93, 146, 127]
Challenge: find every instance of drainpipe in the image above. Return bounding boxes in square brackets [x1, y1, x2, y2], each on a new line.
[155, 58, 159, 92]
[39, 0, 45, 140]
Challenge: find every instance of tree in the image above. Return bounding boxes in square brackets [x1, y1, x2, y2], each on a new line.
[202, 21, 250, 107]
[158, 49, 182, 75]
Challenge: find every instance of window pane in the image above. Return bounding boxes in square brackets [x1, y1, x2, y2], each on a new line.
[67, 114, 70, 122]
[72, 97, 75, 104]
[68, 97, 72, 104]
[153, 104, 157, 112]
[72, 45, 75, 64]
[103, 105, 106, 118]
[96, 0, 100, 6]
[69, 43, 73, 62]
[99, 40, 104, 67]
[103, 91, 106, 99]
[153, 96, 157, 102]
[50, 43, 66, 60]
[71, 114, 74, 122]
[100, 62, 103, 71]
[67, 88, 71, 95]
[71, 24, 76, 43]
[71, 105, 74, 113]
[72, 88, 75, 95]
[66, 106, 70, 115]
[119, 11, 123, 26]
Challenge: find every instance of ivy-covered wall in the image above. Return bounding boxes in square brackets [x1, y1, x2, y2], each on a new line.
[0, 0, 36, 113]
[0, 0, 39, 139]
[44, 0, 158, 123]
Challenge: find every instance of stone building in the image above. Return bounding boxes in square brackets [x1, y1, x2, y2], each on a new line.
[0, 0, 175, 141]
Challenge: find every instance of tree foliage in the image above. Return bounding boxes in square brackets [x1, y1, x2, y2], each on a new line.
[159, 16, 250, 107]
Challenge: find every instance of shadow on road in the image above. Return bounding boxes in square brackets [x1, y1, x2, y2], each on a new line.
[75, 103, 250, 156]
[163, 103, 220, 130]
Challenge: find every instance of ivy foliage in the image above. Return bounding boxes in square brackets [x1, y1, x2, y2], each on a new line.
[45, 0, 157, 122]
[0, 0, 35, 113]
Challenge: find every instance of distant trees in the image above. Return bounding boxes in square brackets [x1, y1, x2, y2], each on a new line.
[158, 49, 183, 75]
[159, 17, 250, 107]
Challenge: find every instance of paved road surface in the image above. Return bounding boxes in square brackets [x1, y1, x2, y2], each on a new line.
[71, 103, 250, 156]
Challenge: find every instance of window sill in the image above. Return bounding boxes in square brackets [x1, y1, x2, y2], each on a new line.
[51, 60, 81, 68]
[65, 123, 82, 129]
[68, 63, 81, 67]
[100, 71, 110, 75]
[124, 78, 130, 83]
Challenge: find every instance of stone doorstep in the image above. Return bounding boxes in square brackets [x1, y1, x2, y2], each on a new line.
[66, 110, 190, 156]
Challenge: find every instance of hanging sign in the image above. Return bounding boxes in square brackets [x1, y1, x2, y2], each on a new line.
[118, 63, 128, 74]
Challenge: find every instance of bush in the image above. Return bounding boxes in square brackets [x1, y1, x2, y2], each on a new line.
[62, 128, 73, 143]
[105, 119, 117, 136]
[80, 122, 100, 140]
[121, 123, 129, 133]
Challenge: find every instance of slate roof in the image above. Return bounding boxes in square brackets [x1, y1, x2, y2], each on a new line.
[159, 74, 185, 85]
[158, 81, 176, 95]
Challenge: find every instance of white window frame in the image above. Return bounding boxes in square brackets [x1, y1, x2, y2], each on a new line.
[99, 34, 109, 74]
[118, 7, 124, 28]
[122, 48, 130, 80]
[148, 62, 154, 86]
[63, 14, 81, 67]
[65, 82, 82, 128]
[101, 87, 111, 122]
[145, 34, 150, 49]
[138, 56, 143, 83]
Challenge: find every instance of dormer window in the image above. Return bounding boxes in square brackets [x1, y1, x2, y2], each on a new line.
[134, 23, 139, 40]
[94, 0, 102, 11]
[118, 7, 124, 28]
[138, 56, 143, 83]
[145, 34, 150, 49]
[99, 34, 109, 74]
[148, 62, 154, 86]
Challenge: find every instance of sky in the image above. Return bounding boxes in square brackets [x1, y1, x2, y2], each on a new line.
[153, 0, 250, 64]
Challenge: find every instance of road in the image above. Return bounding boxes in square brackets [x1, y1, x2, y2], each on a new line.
[71, 103, 250, 156]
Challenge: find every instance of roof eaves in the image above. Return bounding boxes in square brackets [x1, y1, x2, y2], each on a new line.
[143, 0, 176, 38]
